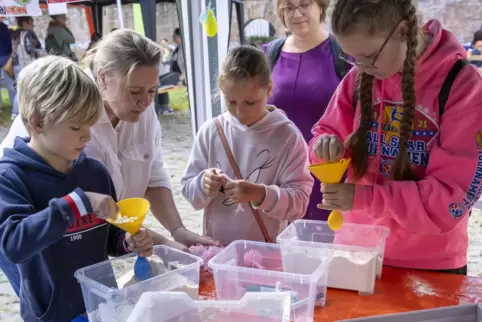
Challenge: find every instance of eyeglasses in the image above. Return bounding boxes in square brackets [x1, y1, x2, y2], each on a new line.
[338, 21, 401, 69]
[281, 1, 314, 19]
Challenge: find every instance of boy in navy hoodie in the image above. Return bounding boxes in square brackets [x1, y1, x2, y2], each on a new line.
[0, 56, 153, 321]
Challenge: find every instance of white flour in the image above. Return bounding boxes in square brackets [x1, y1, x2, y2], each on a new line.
[407, 275, 439, 297]
[328, 250, 379, 294]
[112, 216, 136, 224]
[90, 258, 199, 322]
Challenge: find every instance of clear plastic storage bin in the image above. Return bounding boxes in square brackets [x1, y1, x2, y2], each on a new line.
[277, 220, 390, 295]
[208, 240, 333, 322]
[126, 291, 292, 322]
[74, 245, 203, 322]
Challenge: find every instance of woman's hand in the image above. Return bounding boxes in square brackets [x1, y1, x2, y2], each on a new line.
[84, 192, 119, 220]
[313, 134, 344, 161]
[202, 168, 227, 196]
[317, 183, 355, 211]
[126, 228, 154, 257]
[224, 180, 266, 204]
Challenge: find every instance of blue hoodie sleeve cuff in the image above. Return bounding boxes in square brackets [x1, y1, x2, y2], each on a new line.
[56, 188, 93, 221]
[123, 236, 131, 253]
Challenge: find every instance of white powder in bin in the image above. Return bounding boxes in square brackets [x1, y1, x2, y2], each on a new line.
[327, 250, 378, 294]
[112, 216, 136, 224]
[376, 255, 383, 278]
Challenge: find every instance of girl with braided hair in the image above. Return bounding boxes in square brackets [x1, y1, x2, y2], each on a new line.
[310, 0, 482, 274]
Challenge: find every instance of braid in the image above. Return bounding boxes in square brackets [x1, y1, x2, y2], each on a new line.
[332, 0, 421, 181]
[391, 0, 419, 181]
[347, 72, 374, 179]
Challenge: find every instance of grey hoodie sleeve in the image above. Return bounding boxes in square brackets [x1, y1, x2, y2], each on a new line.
[181, 121, 217, 210]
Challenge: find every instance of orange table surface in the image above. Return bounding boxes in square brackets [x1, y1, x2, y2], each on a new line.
[198, 266, 482, 321]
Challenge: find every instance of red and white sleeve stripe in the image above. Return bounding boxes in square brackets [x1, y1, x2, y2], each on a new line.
[64, 191, 90, 217]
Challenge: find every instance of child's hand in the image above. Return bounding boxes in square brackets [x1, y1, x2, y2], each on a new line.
[84, 192, 119, 220]
[313, 134, 344, 161]
[318, 183, 355, 211]
[224, 180, 266, 204]
[126, 228, 153, 257]
[202, 168, 226, 196]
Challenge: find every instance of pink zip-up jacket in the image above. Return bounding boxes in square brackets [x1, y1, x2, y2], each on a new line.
[309, 20, 482, 270]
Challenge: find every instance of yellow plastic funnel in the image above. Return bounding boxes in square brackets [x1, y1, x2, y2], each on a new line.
[106, 198, 150, 235]
[308, 158, 351, 231]
[308, 158, 351, 183]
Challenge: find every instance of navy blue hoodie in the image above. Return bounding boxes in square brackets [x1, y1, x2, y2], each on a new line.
[0, 21, 12, 58]
[0, 138, 129, 321]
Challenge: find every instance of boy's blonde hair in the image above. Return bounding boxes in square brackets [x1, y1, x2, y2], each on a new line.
[19, 56, 103, 134]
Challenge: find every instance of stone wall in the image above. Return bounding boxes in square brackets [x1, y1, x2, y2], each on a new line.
[103, 3, 180, 42]
[232, 0, 482, 42]
[4, 7, 91, 48]
[4, 0, 481, 51]
[418, 0, 481, 42]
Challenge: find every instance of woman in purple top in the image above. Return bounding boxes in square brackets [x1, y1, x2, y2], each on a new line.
[264, 0, 350, 221]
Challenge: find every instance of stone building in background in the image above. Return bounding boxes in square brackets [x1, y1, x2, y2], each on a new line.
[230, 0, 482, 44]
[4, 0, 482, 56]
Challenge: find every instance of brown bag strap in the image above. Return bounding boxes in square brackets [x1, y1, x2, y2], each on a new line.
[214, 117, 273, 243]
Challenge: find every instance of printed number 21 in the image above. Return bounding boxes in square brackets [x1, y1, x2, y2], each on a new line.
[70, 234, 83, 242]
[417, 120, 427, 129]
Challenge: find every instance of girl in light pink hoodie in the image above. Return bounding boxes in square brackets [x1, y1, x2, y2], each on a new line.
[310, 0, 482, 275]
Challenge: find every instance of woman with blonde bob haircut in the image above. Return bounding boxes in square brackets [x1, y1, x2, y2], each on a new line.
[0, 29, 218, 252]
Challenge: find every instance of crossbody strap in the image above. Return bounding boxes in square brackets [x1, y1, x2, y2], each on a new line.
[214, 117, 273, 243]
[438, 59, 469, 117]
[329, 34, 348, 80]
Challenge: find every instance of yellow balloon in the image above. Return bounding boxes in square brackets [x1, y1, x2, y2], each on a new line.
[327, 210, 344, 231]
[205, 10, 218, 37]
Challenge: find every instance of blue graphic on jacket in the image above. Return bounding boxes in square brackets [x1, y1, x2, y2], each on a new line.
[0, 137, 128, 322]
[366, 101, 439, 176]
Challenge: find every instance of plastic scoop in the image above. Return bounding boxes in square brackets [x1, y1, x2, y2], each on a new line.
[106, 198, 152, 281]
[308, 158, 351, 231]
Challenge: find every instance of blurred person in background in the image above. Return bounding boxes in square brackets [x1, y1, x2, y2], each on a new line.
[0, 17, 13, 112]
[171, 28, 185, 86]
[45, 14, 77, 61]
[11, 16, 44, 120]
[263, 0, 351, 221]
[469, 30, 482, 67]
[159, 38, 174, 76]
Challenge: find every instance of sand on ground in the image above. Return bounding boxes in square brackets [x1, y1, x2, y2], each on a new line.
[0, 112, 480, 321]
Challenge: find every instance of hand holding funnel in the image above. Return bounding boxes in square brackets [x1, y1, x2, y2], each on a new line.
[308, 158, 351, 231]
[106, 198, 153, 281]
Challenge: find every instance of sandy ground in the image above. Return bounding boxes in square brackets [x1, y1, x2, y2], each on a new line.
[0, 112, 481, 321]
